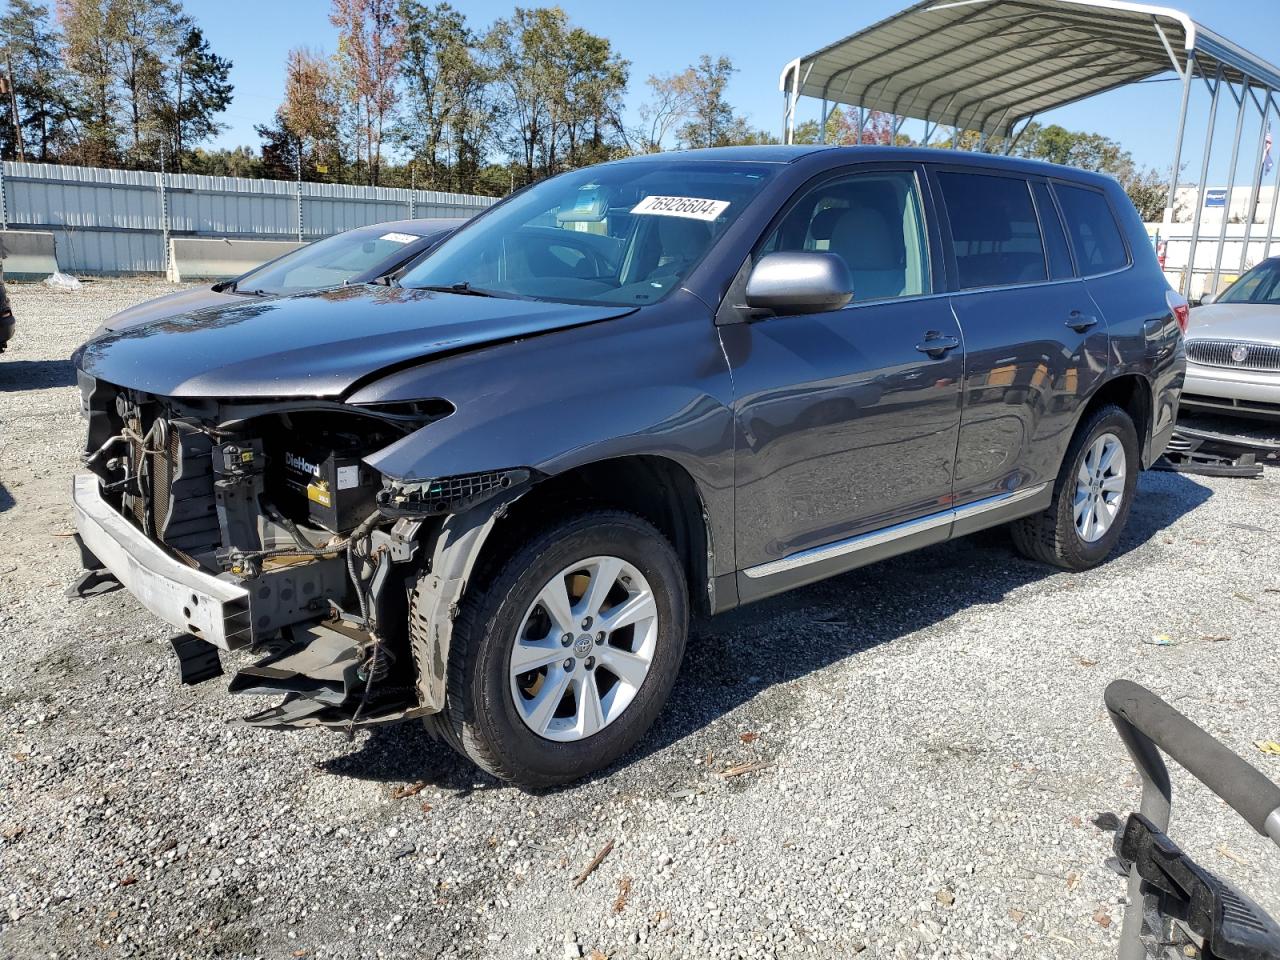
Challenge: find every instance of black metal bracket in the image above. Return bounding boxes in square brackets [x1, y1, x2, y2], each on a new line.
[169, 634, 223, 685]
[1155, 425, 1280, 479]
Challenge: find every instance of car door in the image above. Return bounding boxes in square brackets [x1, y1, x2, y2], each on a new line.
[721, 165, 964, 598]
[928, 167, 1109, 509]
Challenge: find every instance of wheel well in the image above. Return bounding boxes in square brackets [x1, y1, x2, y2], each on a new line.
[1082, 374, 1154, 465]
[469, 456, 712, 615]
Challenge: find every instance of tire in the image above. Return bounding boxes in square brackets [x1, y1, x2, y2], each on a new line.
[421, 510, 689, 788]
[1011, 404, 1139, 571]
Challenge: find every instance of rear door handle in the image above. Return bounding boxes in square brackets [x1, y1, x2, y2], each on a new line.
[915, 334, 961, 358]
[1066, 311, 1099, 333]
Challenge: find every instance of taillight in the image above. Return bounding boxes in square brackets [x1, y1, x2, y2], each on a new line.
[1166, 289, 1189, 334]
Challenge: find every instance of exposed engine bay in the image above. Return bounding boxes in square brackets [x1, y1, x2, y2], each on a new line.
[73, 374, 530, 730]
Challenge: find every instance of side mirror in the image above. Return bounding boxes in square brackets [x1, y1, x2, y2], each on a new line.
[745, 251, 853, 315]
[1198, 291, 1216, 306]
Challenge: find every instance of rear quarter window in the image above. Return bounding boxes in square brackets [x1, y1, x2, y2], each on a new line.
[935, 171, 1048, 289]
[1053, 183, 1130, 275]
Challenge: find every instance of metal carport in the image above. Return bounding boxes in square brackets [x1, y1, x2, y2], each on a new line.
[778, 0, 1280, 296]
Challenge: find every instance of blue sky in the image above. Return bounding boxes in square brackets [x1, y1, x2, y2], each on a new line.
[193, 0, 1280, 180]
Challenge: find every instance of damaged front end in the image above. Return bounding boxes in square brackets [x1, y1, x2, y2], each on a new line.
[71, 372, 533, 730]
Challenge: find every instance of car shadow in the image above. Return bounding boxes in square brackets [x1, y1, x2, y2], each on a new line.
[323, 470, 1214, 792]
[0, 358, 76, 390]
[0, 479, 14, 514]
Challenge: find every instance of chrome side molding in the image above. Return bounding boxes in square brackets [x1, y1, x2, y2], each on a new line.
[742, 483, 1049, 580]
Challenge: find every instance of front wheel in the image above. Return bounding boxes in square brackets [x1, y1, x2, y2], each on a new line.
[421, 510, 689, 788]
[1011, 404, 1140, 570]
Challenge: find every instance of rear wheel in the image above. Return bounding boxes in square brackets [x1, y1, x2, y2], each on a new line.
[421, 510, 689, 788]
[1011, 404, 1139, 570]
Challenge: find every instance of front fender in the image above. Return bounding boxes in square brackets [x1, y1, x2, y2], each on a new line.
[351, 297, 738, 576]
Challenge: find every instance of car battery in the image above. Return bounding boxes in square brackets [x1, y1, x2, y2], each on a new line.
[280, 439, 378, 533]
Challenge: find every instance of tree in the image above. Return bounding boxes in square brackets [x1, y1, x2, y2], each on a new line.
[0, 0, 76, 161]
[57, 0, 119, 164]
[483, 7, 626, 186]
[676, 55, 736, 149]
[109, 0, 182, 162]
[794, 107, 898, 146]
[54, 0, 233, 168]
[558, 26, 628, 169]
[632, 68, 696, 153]
[157, 23, 232, 170]
[1122, 166, 1169, 222]
[397, 1, 488, 190]
[183, 144, 262, 178]
[484, 7, 562, 185]
[330, 0, 404, 185]
[256, 47, 341, 180]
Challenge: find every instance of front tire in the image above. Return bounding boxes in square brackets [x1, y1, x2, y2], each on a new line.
[422, 510, 689, 788]
[1011, 404, 1139, 570]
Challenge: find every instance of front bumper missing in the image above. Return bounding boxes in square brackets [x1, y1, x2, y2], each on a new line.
[1155, 425, 1280, 478]
[71, 473, 252, 650]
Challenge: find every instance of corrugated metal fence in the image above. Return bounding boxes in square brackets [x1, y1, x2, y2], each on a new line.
[0, 160, 497, 275]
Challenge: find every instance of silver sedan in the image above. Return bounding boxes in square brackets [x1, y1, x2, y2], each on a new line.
[1183, 257, 1280, 419]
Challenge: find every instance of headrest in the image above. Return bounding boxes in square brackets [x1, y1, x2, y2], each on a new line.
[829, 207, 900, 271]
[809, 207, 846, 242]
[655, 217, 712, 259]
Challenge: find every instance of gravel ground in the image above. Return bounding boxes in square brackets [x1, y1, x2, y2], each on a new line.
[1, 278, 1278, 960]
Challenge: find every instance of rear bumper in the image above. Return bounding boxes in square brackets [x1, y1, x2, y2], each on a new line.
[71, 474, 252, 649]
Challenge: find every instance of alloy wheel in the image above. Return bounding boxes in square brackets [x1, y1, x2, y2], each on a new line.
[1073, 432, 1127, 543]
[509, 556, 658, 742]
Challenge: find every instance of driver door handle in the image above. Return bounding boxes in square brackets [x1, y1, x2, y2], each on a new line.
[1067, 311, 1099, 333]
[915, 334, 960, 358]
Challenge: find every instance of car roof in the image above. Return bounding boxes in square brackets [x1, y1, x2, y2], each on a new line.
[613, 144, 1118, 188]
[618, 145, 831, 164]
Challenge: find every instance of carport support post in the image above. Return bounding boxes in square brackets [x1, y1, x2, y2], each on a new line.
[0, 160, 7, 230]
[1162, 53, 1194, 228]
[1210, 80, 1250, 296]
[1184, 65, 1224, 299]
[1264, 94, 1280, 259]
[1240, 92, 1271, 275]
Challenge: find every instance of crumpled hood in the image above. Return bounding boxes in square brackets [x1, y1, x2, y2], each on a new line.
[96, 286, 239, 336]
[76, 285, 634, 398]
[1187, 302, 1280, 346]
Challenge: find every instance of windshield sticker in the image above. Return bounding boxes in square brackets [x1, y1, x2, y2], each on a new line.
[631, 195, 730, 222]
[379, 232, 418, 244]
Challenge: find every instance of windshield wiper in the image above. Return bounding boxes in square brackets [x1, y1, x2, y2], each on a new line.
[222, 281, 272, 297]
[415, 282, 527, 300]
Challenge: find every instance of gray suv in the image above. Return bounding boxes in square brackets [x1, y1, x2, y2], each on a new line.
[71, 146, 1186, 787]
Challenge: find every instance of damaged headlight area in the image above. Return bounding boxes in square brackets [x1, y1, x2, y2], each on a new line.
[72, 376, 533, 730]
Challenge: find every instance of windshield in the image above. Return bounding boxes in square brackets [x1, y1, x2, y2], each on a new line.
[1216, 259, 1280, 304]
[399, 161, 775, 306]
[236, 227, 424, 295]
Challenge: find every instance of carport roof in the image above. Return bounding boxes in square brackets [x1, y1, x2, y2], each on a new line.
[779, 0, 1280, 137]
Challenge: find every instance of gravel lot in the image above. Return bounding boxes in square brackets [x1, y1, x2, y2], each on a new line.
[1, 278, 1278, 960]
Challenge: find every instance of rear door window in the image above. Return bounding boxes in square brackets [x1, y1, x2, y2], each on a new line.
[936, 171, 1047, 289]
[1053, 183, 1130, 275]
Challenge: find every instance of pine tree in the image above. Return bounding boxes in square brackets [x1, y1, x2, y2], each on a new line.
[159, 23, 232, 171]
[0, 0, 75, 160]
